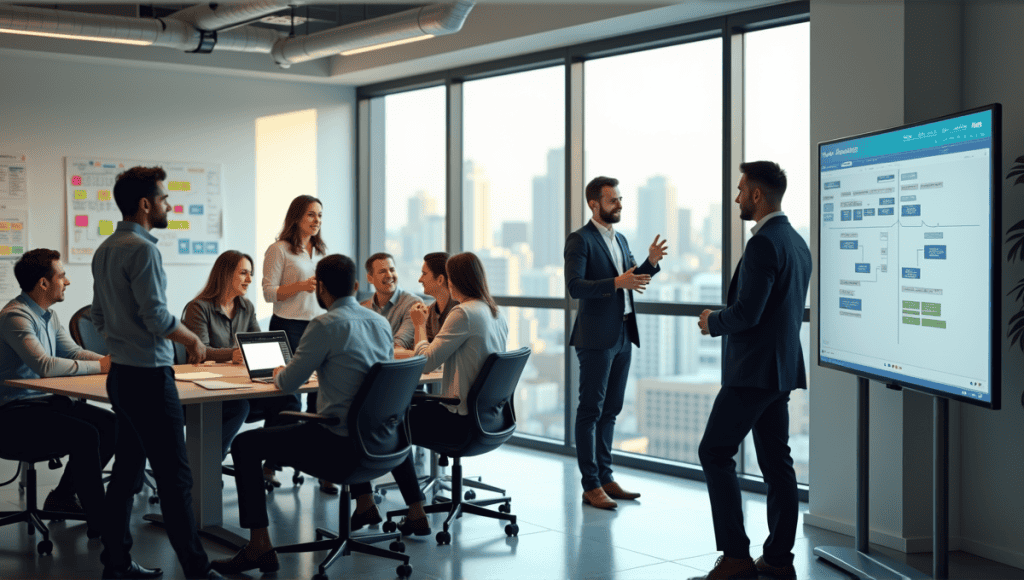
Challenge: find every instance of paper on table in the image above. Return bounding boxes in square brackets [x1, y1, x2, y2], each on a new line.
[176, 371, 223, 380]
[194, 380, 251, 390]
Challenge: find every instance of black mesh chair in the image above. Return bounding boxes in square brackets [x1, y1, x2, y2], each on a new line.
[274, 355, 426, 580]
[383, 347, 530, 545]
[0, 450, 87, 555]
[68, 305, 160, 503]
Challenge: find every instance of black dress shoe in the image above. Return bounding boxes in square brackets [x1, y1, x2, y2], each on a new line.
[351, 504, 382, 531]
[101, 561, 163, 579]
[397, 516, 431, 536]
[210, 544, 280, 574]
[43, 491, 84, 513]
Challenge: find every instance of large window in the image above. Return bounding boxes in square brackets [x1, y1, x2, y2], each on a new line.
[382, 86, 446, 291]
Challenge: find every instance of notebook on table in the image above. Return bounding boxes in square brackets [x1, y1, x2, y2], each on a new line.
[235, 331, 293, 384]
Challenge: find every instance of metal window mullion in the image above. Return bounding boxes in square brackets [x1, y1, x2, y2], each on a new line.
[446, 80, 463, 254]
[360, 98, 385, 269]
[565, 58, 584, 451]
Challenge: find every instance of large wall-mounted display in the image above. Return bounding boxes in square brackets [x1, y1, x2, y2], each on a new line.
[818, 104, 1001, 409]
[65, 156, 223, 264]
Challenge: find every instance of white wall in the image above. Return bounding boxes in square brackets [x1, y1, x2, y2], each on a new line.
[0, 51, 355, 326]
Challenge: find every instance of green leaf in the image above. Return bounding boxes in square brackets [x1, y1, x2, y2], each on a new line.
[1007, 220, 1024, 234]
[1009, 237, 1024, 261]
[1008, 169, 1024, 179]
[1016, 156, 1024, 164]
[1016, 174, 1024, 186]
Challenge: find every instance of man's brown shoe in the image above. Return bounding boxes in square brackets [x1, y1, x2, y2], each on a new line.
[602, 481, 640, 500]
[689, 555, 758, 580]
[582, 487, 617, 509]
[754, 556, 796, 579]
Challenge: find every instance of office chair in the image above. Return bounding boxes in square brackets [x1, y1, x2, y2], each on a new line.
[383, 347, 530, 545]
[68, 305, 161, 504]
[0, 451, 87, 555]
[273, 356, 426, 580]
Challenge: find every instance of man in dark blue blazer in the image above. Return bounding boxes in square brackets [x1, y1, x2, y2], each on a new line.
[695, 161, 811, 580]
[565, 176, 668, 510]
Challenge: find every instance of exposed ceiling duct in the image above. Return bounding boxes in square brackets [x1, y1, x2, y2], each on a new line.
[0, 1, 474, 66]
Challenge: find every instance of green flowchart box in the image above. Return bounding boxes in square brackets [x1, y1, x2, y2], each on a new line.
[922, 319, 946, 329]
[903, 316, 921, 325]
[903, 309, 919, 315]
[922, 302, 941, 316]
[903, 300, 920, 309]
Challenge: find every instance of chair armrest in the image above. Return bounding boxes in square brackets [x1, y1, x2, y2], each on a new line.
[413, 391, 461, 406]
[278, 411, 341, 426]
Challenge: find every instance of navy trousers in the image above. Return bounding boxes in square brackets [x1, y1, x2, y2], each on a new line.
[574, 318, 632, 491]
[101, 364, 210, 578]
[698, 387, 799, 565]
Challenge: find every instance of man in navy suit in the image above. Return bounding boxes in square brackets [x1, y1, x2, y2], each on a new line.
[695, 161, 811, 580]
[565, 176, 668, 510]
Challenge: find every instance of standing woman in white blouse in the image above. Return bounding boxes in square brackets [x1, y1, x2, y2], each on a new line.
[260, 195, 329, 489]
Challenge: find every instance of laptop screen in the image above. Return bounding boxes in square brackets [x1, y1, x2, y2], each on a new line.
[236, 331, 292, 377]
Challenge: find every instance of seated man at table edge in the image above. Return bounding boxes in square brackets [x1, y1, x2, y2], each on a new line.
[361, 251, 422, 351]
[0, 248, 113, 536]
[182, 249, 256, 459]
[214, 253, 417, 574]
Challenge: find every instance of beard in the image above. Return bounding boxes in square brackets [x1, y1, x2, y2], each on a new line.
[317, 292, 327, 310]
[152, 214, 169, 229]
[599, 207, 621, 224]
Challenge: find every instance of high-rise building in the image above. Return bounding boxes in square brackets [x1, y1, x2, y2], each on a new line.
[531, 148, 564, 269]
[637, 175, 678, 252]
[463, 160, 491, 250]
[677, 207, 692, 252]
[703, 203, 722, 249]
[501, 221, 530, 250]
[636, 375, 721, 465]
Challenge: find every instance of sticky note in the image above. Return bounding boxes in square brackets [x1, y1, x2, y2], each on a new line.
[74, 190, 88, 200]
[0, 247, 10, 256]
[71, 176, 82, 186]
[0, 222, 8, 232]
[11, 247, 23, 255]
[168, 220, 190, 230]
[11, 222, 22, 231]
[99, 220, 114, 235]
[75, 215, 89, 227]
[98, 190, 112, 201]
[174, 205, 184, 214]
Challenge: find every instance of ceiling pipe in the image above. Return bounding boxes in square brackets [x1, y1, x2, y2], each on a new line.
[166, 1, 293, 33]
[271, 0, 474, 68]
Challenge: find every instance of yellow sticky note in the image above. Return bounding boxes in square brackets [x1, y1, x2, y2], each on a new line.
[74, 190, 88, 200]
[168, 220, 191, 231]
[98, 190, 112, 201]
[99, 220, 114, 235]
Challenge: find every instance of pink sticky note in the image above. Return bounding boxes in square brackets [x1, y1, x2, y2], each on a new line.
[75, 215, 88, 227]
[71, 175, 82, 186]
[174, 205, 184, 214]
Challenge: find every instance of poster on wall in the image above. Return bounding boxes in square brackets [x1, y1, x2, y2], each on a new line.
[0, 205, 27, 300]
[0, 153, 28, 201]
[65, 157, 223, 264]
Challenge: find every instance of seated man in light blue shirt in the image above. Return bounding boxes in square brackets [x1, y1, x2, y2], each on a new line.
[0, 249, 113, 536]
[214, 254, 413, 575]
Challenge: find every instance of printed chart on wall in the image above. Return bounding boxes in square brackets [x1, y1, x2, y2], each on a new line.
[65, 157, 223, 264]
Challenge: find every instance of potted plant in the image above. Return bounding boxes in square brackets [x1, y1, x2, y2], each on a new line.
[1005, 155, 1024, 406]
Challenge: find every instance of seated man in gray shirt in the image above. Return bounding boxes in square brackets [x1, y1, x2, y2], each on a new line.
[360, 252, 422, 350]
[0, 249, 113, 537]
[214, 254, 406, 574]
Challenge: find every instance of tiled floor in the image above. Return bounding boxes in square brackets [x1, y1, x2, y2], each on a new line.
[1, 445, 1022, 580]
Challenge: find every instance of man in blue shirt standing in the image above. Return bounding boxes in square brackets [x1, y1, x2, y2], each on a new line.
[92, 166, 220, 580]
[0, 249, 113, 536]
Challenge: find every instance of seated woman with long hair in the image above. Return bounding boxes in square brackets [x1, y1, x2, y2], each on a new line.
[349, 251, 509, 535]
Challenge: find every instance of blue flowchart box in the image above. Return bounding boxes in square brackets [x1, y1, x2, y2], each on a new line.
[855, 263, 871, 273]
[189, 205, 204, 215]
[902, 172, 918, 180]
[877, 174, 895, 182]
[853, 210, 863, 220]
[841, 210, 852, 221]
[902, 204, 921, 216]
[879, 207, 895, 216]
[840, 297, 862, 311]
[863, 208, 876, 216]
[840, 240, 858, 249]
[205, 242, 218, 254]
[824, 181, 840, 189]
[902, 267, 921, 279]
[824, 203, 834, 212]
[178, 240, 190, 254]
[824, 214, 834, 222]
[925, 245, 947, 259]
[879, 197, 895, 205]
[192, 242, 205, 255]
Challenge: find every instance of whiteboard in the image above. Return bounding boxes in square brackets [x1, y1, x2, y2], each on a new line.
[65, 157, 223, 264]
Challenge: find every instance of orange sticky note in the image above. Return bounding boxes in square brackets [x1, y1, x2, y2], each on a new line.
[0, 222, 9, 232]
[0, 247, 10, 256]
[11, 222, 22, 231]
[98, 190, 112, 201]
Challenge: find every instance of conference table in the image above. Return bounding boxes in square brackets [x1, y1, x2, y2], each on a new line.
[4, 362, 442, 550]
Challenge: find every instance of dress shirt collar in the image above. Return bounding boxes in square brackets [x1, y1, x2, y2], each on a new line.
[330, 295, 358, 311]
[116, 220, 159, 244]
[373, 287, 401, 309]
[751, 210, 786, 236]
[590, 218, 615, 238]
[214, 296, 247, 318]
[15, 292, 50, 322]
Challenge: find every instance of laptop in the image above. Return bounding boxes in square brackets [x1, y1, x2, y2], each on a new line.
[235, 331, 293, 384]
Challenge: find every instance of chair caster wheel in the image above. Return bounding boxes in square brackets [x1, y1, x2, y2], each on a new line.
[373, 492, 384, 505]
[505, 523, 519, 537]
[264, 480, 274, 493]
[292, 472, 304, 485]
[397, 564, 412, 578]
[436, 530, 451, 545]
[498, 502, 511, 513]
[464, 490, 476, 500]
[37, 540, 53, 555]
[389, 541, 405, 552]
[382, 520, 397, 533]
[149, 496, 160, 505]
